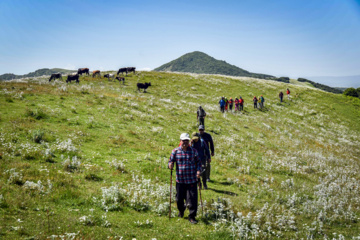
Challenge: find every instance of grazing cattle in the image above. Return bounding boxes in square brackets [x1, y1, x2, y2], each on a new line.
[92, 70, 101, 78]
[78, 68, 89, 75]
[117, 67, 127, 75]
[127, 67, 136, 75]
[104, 73, 115, 81]
[66, 73, 80, 83]
[137, 82, 151, 92]
[49, 73, 62, 82]
[115, 76, 125, 84]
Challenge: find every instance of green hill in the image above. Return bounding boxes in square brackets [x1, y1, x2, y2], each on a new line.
[0, 68, 75, 81]
[154, 51, 274, 79]
[0, 72, 360, 239]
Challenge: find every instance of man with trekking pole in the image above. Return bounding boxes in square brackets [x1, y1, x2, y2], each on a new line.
[168, 133, 201, 224]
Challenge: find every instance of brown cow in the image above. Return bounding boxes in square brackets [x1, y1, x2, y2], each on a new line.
[78, 68, 89, 75]
[92, 70, 100, 78]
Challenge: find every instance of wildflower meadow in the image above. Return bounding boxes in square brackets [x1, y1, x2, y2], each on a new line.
[0, 71, 360, 239]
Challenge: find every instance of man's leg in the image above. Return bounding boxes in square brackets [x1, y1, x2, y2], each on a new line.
[206, 160, 211, 182]
[176, 182, 186, 217]
[187, 183, 198, 219]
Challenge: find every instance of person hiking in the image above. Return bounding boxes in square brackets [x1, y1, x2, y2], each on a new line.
[197, 106, 206, 127]
[190, 132, 211, 189]
[239, 96, 244, 111]
[219, 97, 225, 113]
[234, 98, 239, 112]
[225, 97, 229, 111]
[198, 125, 215, 182]
[279, 91, 284, 102]
[260, 95, 265, 107]
[228, 98, 234, 112]
[258, 96, 262, 109]
[253, 96, 258, 109]
[168, 133, 201, 224]
[287, 88, 291, 100]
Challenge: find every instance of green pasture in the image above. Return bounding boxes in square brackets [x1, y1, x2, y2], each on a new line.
[0, 72, 359, 239]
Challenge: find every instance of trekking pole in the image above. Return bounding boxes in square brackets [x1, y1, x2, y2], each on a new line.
[169, 169, 173, 220]
[198, 178, 204, 216]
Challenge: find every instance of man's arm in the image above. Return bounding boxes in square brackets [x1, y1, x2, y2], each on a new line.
[168, 149, 176, 169]
[207, 134, 215, 156]
[193, 149, 201, 178]
[203, 140, 211, 162]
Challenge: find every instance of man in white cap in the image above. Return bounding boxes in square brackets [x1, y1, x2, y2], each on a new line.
[168, 133, 201, 224]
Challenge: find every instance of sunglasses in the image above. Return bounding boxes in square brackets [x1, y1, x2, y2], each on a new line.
[182, 140, 189, 142]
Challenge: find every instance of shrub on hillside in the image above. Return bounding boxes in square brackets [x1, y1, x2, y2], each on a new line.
[343, 88, 359, 98]
[277, 77, 290, 83]
[32, 129, 44, 143]
[4, 168, 24, 185]
[25, 108, 48, 120]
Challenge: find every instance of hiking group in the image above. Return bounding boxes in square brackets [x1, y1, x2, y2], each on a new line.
[219, 96, 244, 113]
[168, 88, 290, 224]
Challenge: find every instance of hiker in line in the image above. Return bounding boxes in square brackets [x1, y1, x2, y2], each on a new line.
[225, 97, 229, 111]
[279, 91, 284, 102]
[197, 106, 206, 127]
[219, 97, 225, 113]
[234, 97, 239, 112]
[168, 133, 201, 224]
[239, 96, 244, 111]
[198, 125, 215, 182]
[228, 97, 234, 112]
[253, 96, 258, 109]
[258, 96, 263, 109]
[260, 95, 265, 108]
[190, 132, 211, 189]
[287, 88, 291, 100]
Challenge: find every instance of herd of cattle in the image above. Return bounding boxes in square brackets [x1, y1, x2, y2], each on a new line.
[48, 67, 151, 92]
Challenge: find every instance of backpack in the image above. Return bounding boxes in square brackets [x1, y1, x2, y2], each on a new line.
[198, 137, 210, 160]
[199, 107, 205, 117]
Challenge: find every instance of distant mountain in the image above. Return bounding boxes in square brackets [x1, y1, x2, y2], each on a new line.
[0, 68, 75, 81]
[306, 75, 360, 88]
[154, 51, 275, 79]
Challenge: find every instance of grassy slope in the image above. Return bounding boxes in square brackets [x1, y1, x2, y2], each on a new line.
[0, 72, 360, 239]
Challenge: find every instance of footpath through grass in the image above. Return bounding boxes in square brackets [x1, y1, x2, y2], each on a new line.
[0, 72, 360, 239]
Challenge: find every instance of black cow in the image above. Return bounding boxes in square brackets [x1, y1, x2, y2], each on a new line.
[66, 74, 80, 83]
[117, 68, 127, 75]
[137, 82, 151, 92]
[104, 73, 115, 81]
[127, 67, 136, 75]
[49, 73, 62, 82]
[115, 76, 125, 84]
[78, 68, 89, 75]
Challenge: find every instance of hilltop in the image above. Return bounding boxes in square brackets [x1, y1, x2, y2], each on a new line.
[154, 51, 344, 94]
[0, 72, 360, 239]
[154, 51, 274, 79]
[0, 68, 75, 81]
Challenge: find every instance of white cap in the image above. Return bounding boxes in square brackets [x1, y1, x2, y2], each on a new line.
[180, 133, 190, 140]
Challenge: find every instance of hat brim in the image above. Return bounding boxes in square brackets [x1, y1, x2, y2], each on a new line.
[180, 137, 190, 140]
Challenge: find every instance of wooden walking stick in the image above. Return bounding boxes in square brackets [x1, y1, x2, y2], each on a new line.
[198, 178, 204, 216]
[169, 169, 173, 220]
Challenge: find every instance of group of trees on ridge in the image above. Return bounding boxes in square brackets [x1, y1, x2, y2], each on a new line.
[343, 87, 360, 98]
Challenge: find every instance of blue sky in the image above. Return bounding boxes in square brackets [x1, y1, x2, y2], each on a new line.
[1, 0, 360, 82]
